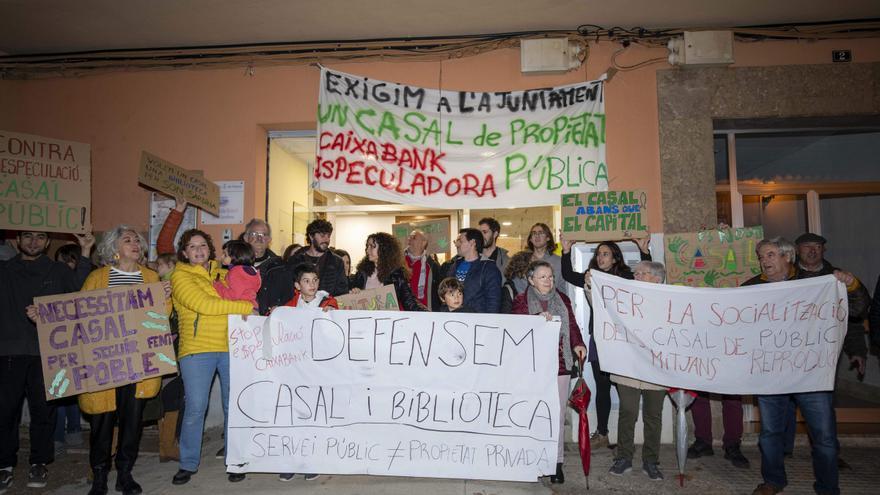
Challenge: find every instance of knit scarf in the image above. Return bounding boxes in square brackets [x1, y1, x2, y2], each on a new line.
[406, 251, 428, 301]
[526, 285, 572, 371]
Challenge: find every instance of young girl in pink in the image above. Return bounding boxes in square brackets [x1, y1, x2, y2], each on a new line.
[213, 240, 261, 310]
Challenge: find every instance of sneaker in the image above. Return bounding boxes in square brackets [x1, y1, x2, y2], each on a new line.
[590, 432, 608, 449]
[0, 469, 13, 493]
[278, 473, 295, 481]
[27, 464, 48, 488]
[215, 447, 225, 459]
[724, 444, 750, 469]
[608, 458, 632, 476]
[642, 462, 664, 481]
[227, 473, 246, 483]
[687, 439, 714, 459]
[751, 483, 783, 495]
[303, 473, 320, 481]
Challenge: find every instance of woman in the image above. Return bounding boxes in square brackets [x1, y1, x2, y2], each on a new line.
[170, 229, 254, 485]
[561, 237, 650, 449]
[350, 232, 427, 311]
[78, 226, 172, 495]
[526, 222, 564, 290]
[500, 250, 533, 314]
[512, 260, 586, 485]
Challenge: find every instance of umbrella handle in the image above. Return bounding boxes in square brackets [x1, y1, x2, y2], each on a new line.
[576, 355, 586, 379]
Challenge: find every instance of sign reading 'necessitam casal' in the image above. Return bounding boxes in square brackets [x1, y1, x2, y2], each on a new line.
[0, 130, 91, 233]
[316, 68, 608, 209]
[561, 190, 648, 242]
[590, 271, 847, 395]
[226, 308, 560, 481]
[138, 151, 220, 216]
[34, 283, 177, 401]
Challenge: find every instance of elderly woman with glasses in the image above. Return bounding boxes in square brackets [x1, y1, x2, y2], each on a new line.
[512, 259, 586, 485]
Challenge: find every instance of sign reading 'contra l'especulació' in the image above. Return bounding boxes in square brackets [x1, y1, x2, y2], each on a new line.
[226, 308, 560, 481]
[315, 68, 607, 208]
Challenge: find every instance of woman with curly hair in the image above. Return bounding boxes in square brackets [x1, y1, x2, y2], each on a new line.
[350, 232, 427, 311]
[526, 222, 564, 291]
[500, 250, 534, 313]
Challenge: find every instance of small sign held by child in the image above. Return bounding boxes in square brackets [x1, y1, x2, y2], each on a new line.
[335, 285, 399, 311]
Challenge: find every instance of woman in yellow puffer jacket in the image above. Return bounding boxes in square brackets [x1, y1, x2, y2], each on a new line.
[170, 229, 253, 486]
[78, 225, 172, 495]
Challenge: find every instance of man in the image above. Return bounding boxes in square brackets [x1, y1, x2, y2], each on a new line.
[404, 230, 441, 311]
[608, 260, 668, 481]
[747, 237, 861, 495]
[441, 228, 501, 313]
[478, 218, 509, 281]
[243, 219, 282, 314]
[264, 219, 348, 312]
[0, 231, 93, 492]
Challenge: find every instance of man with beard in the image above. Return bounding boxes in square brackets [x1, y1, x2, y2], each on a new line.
[440, 228, 501, 313]
[404, 229, 441, 311]
[1, 231, 93, 492]
[478, 217, 510, 283]
[263, 219, 348, 312]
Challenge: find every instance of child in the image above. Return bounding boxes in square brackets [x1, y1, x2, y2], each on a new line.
[156, 252, 177, 281]
[284, 262, 338, 310]
[438, 277, 473, 313]
[213, 240, 261, 310]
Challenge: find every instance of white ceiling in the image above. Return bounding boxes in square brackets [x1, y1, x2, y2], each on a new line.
[1, 0, 878, 55]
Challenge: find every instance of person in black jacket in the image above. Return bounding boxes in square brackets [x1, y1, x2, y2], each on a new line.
[241, 219, 283, 315]
[350, 232, 426, 312]
[0, 231, 93, 491]
[404, 230, 442, 311]
[262, 219, 348, 314]
[439, 229, 502, 313]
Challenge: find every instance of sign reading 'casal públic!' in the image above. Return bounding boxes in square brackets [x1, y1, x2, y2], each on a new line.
[315, 68, 608, 208]
[226, 308, 560, 481]
[590, 271, 848, 395]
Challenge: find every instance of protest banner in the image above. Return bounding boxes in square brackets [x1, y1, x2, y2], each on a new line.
[589, 271, 848, 395]
[392, 217, 451, 256]
[0, 130, 91, 233]
[138, 151, 220, 215]
[226, 308, 560, 481]
[664, 226, 763, 287]
[33, 283, 177, 401]
[335, 285, 400, 311]
[561, 190, 647, 241]
[315, 68, 607, 209]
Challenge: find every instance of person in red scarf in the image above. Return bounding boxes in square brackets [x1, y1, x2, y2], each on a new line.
[403, 229, 441, 311]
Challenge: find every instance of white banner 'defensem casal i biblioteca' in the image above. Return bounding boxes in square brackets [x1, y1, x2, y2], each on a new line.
[590, 271, 848, 395]
[315, 68, 607, 208]
[226, 308, 561, 481]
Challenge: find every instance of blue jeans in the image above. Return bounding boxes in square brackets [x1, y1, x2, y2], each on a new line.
[758, 392, 838, 495]
[179, 352, 230, 472]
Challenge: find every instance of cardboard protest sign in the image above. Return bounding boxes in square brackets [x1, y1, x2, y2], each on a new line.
[227, 308, 560, 481]
[590, 271, 847, 395]
[0, 130, 91, 233]
[665, 226, 763, 288]
[138, 151, 220, 215]
[392, 217, 451, 255]
[316, 67, 607, 209]
[34, 283, 177, 401]
[335, 285, 399, 311]
[561, 190, 647, 241]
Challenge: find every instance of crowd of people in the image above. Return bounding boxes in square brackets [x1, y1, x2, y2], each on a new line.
[1, 198, 879, 495]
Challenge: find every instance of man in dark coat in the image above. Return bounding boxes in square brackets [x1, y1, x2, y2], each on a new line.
[440, 228, 501, 313]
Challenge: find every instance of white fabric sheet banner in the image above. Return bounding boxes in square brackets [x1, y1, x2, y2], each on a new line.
[315, 67, 607, 208]
[590, 271, 848, 395]
[226, 308, 561, 481]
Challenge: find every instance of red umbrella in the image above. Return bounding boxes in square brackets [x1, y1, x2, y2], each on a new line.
[568, 356, 591, 489]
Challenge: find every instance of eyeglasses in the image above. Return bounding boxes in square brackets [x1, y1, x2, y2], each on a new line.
[246, 232, 269, 240]
[530, 231, 548, 237]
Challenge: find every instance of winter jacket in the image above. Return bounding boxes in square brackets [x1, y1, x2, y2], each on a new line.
[487, 246, 510, 283]
[0, 254, 92, 356]
[351, 267, 428, 312]
[743, 262, 870, 358]
[284, 290, 339, 310]
[404, 252, 442, 311]
[214, 265, 261, 309]
[440, 256, 502, 313]
[254, 249, 283, 314]
[171, 260, 253, 358]
[263, 250, 348, 315]
[77, 265, 170, 414]
[511, 289, 585, 375]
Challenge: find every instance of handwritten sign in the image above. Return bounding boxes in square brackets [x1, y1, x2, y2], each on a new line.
[665, 226, 763, 287]
[0, 130, 91, 233]
[335, 285, 399, 311]
[138, 151, 220, 215]
[392, 218, 451, 255]
[33, 283, 177, 400]
[316, 68, 607, 209]
[226, 309, 560, 481]
[590, 271, 847, 395]
[561, 190, 647, 241]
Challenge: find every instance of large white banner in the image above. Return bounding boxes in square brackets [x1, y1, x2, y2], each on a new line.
[315, 68, 607, 208]
[590, 271, 848, 395]
[227, 308, 561, 481]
